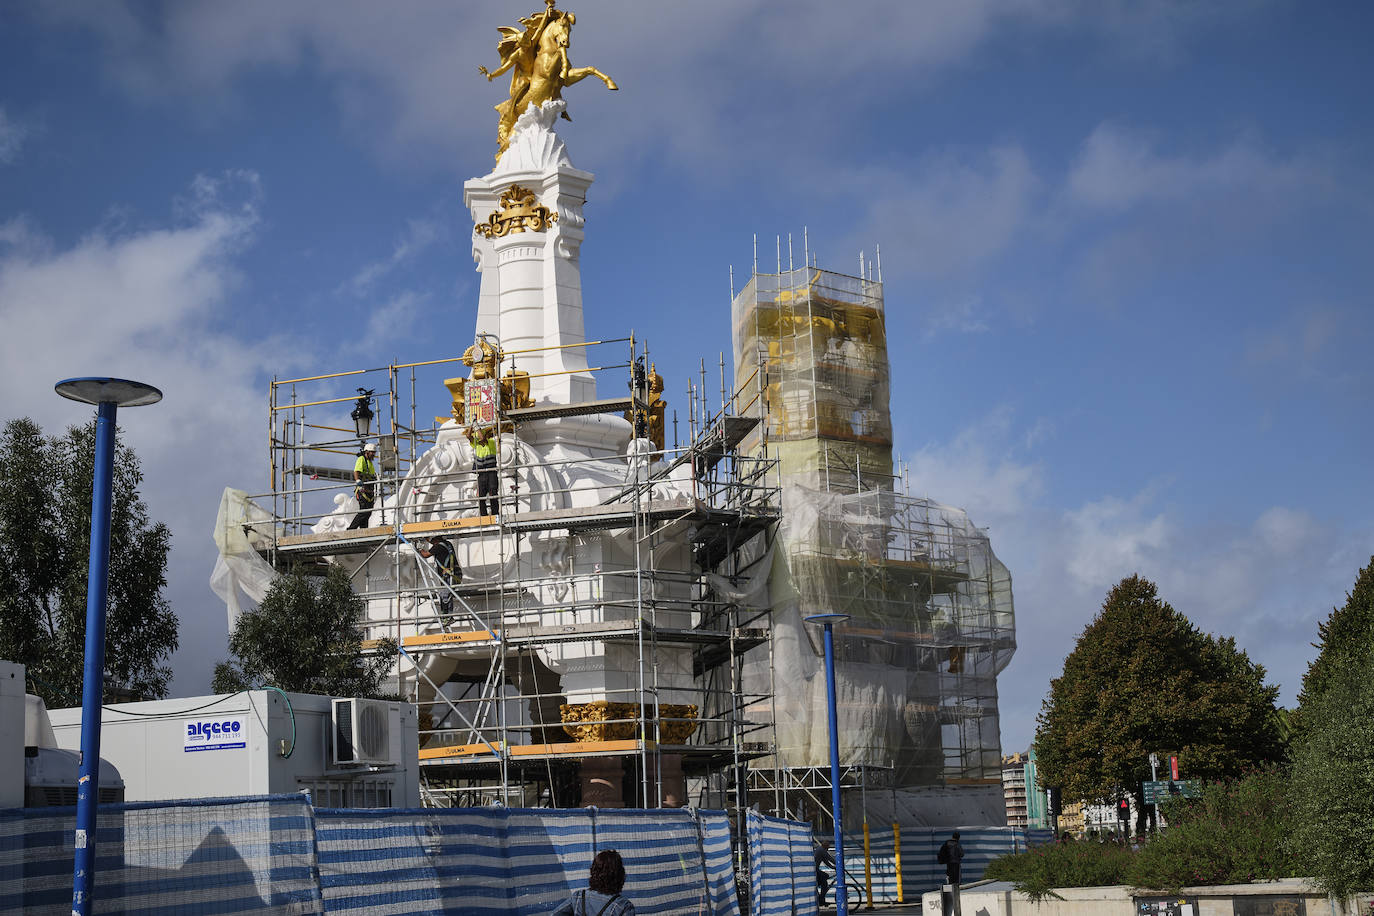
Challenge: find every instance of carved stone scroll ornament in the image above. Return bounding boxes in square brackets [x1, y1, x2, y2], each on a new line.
[475, 184, 559, 238]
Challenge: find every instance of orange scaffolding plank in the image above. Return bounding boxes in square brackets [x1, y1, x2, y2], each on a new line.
[509, 739, 649, 757]
[403, 630, 500, 648]
[403, 516, 498, 536]
[419, 741, 505, 761]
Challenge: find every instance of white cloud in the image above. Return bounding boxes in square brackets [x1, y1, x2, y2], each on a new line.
[360, 290, 425, 348]
[843, 145, 1041, 283]
[1243, 306, 1350, 380]
[1066, 123, 1325, 211]
[923, 296, 992, 339]
[347, 218, 442, 295]
[0, 172, 286, 697]
[1054, 121, 1344, 308]
[905, 406, 1044, 526]
[1062, 490, 1172, 593]
[25, 0, 1267, 175]
[0, 108, 29, 165]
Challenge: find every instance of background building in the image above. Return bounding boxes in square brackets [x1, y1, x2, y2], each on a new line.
[1001, 749, 1050, 830]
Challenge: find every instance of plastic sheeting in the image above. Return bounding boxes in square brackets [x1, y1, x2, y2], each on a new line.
[733, 266, 1016, 788]
[743, 485, 1016, 783]
[210, 487, 281, 629]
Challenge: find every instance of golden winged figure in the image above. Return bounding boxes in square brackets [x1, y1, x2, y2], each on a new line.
[478, 0, 618, 159]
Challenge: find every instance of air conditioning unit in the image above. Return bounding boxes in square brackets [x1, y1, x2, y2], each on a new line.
[331, 698, 397, 766]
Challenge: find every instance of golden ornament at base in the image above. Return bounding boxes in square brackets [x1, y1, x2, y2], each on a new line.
[560, 701, 699, 743]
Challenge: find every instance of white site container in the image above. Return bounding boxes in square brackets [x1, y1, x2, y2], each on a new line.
[49, 690, 419, 808]
[0, 660, 23, 808]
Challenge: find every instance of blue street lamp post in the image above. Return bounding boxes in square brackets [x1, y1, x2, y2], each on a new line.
[805, 612, 851, 916]
[55, 378, 162, 916]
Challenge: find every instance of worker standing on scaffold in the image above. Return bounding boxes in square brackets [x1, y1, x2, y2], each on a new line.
[468, 425, 500, 517]
[348, 441, 378, 529]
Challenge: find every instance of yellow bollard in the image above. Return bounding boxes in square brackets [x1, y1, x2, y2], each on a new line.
[893, 822, 904, 903]
[863, 822, 873, 908]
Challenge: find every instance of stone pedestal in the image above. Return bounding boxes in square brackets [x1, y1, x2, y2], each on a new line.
[579, 756, 625, 808]
[647, 753, 688, 808]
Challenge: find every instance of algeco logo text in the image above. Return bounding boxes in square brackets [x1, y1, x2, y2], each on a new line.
[183, 715, 248, 752]
[186, 720, 242, 738]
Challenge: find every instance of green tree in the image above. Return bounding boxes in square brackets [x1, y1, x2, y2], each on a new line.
[0, 417, 177, 707]
[213, 565, 395, 697]
[1287, 557, 1374, 897]
[1035, 575, 1281, 832]
[1297, 556, 1374, 707]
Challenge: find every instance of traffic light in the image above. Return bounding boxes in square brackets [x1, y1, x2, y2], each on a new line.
[1117, 798, 1130, 823]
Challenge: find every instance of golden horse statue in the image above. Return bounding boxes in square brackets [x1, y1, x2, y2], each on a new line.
[479, 0, 618, 159]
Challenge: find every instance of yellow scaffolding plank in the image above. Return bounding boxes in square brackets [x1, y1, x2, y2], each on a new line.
[403, 630, 500, 648]
[418, 741, 505, 761]
[509, 739, 649, 757]
[404, 516, 499, 535]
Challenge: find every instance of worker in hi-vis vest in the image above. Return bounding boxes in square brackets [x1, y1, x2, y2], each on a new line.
[348, 441, 378, 529]
[418, 536, 462, 617]
[468, 426, 499, 516]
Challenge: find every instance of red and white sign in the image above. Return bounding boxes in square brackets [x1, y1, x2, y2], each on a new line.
[1169, 755, 1179, 780]
[465, 379, 498, 427]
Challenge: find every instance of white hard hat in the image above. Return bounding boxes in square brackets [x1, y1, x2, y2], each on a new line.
[363, 442, 377, 452]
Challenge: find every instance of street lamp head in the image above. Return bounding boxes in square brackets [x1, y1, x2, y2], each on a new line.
[55, 377, 162, 408]
[803, 613, 851, 627]
[351, 387, 376, 440]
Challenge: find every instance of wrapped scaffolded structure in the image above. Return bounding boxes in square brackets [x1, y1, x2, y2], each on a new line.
[733, 263, 1016, 829]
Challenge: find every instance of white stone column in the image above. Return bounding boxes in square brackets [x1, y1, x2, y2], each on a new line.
[464, 100, 597, 406]
[490, 237, 548, 385]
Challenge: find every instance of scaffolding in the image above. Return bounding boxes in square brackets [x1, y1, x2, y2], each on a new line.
[236, 336, 781, 812]
[731, 261, 1017, 832]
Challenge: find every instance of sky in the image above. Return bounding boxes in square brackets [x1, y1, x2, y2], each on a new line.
[1, 0, 1371, 756]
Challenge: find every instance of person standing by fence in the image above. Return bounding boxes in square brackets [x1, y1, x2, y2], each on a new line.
[552, 849, 635, 915]
[813, 835, 835, 908]
[937, 831, 964, 886]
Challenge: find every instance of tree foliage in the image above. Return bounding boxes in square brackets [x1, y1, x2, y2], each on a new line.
[984, 839, 1133, 902]
[0, 417, 177, 707]
[985, 771, 1298, 897]
[1288, 557, 1374, 897]
[1035, 576, 1281, 826]
[1130, 769, 1297, 889]
[1297, 556, 1374, 708]
[213, 565, 395, 698]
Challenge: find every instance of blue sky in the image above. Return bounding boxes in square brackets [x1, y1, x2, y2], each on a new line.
[1, 1, 1370, 755]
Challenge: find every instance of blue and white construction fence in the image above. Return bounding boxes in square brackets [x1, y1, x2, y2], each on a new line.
[0, 794, 1055, 915]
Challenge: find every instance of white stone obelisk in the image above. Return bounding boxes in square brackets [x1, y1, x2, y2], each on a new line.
[466, 101, 594, 402]
[465, 100, 629, 463]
